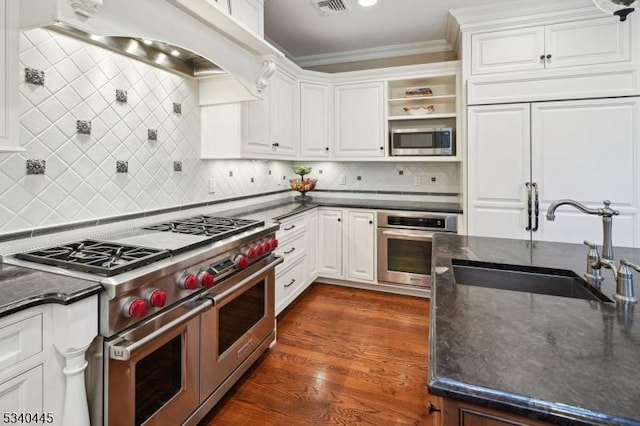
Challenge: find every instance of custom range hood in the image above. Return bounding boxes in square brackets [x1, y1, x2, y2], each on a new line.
[19, 0, 283, 99]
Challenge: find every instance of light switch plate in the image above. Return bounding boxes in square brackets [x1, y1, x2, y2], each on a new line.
[208, 179, 215, 193]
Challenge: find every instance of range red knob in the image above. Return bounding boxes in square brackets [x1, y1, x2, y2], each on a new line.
[198, 271, 215, 288]
[147, 290, 167, 308]
[252, 243, 264, 257]
[178, 273, 199, 290]
[242, 246, 257, 259]
[235, 254, 249, 269]
[125, 299, 148, 318]
[259, 240, 270, 254]
[269, 238, 279, 250]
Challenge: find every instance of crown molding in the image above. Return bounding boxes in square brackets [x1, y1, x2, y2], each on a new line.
[449, 0, 603, 31]
[290, 39, 453, 68]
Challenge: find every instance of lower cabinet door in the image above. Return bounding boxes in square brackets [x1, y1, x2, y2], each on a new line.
[0, 366, 44, 418]
[346, 210, 376, 282]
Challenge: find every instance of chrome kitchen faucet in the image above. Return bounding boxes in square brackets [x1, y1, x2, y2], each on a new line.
[546, 200, 638, 303]
[546, 199, 619, 262]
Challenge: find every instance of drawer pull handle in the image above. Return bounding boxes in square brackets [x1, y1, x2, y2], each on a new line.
[284, 225, 296, 231]
[284, 247, 296, 254]
[285, 278, 296, 288]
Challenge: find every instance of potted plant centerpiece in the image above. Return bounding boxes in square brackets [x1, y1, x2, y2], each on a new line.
[290, 166, 317, 202]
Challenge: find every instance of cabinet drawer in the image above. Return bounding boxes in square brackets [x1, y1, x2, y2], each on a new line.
[275, 231, 305, 263]
[277, 214, 306, 238]
[275, 257, 305, 313]
[0, 314, 43, 374]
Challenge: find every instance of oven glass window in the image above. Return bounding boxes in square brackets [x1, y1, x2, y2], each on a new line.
[135, 336, 182, 426]
[387, 238, 432, 275]
[219, 279, 266, 355]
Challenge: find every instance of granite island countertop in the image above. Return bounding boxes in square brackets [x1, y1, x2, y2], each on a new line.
[429, 234, 640, 426]
[0, 264, 101, 319]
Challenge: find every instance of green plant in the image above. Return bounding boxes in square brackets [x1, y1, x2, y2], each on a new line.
[292, 166, 312, 177]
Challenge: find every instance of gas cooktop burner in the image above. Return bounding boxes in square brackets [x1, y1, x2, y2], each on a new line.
[15, 240, 170, 277]
[143, 216, 263, 239]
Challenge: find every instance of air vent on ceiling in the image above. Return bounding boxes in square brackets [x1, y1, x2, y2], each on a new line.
[311, 0, 350, 16]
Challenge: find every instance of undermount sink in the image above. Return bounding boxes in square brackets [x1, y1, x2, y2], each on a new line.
[451, 259, 612, 302]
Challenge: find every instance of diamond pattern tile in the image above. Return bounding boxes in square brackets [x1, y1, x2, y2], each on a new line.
[1, 28, 461, 235]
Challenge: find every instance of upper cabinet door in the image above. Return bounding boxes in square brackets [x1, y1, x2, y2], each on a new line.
[471, 26, 545, 75]
[230, 0, 264, 37]
[300, 82, 331, 158]
[0, 0, 20, 152]
[545, 17, 630, 70]
[334, 82, 385, 157]
[270, 71, 297, 157]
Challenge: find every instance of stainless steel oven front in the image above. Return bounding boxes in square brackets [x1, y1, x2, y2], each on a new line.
[105, 296, 213, 426]
[377, 211, 458, 288]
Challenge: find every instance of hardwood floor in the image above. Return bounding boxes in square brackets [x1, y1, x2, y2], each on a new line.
[199, 283, 432, 426]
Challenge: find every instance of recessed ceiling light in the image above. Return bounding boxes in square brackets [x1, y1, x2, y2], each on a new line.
[171, 49, 181, 57]
[142, 39, 153, 45]
[359, 0, 377, 6]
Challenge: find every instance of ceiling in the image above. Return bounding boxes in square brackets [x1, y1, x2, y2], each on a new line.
[263, 0, 517, 66]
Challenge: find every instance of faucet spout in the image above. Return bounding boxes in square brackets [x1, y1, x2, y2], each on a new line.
[546, 199, 620, 262]
[546, 199, 600, 221]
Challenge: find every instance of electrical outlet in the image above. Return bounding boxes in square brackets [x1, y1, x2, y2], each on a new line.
[340, 175, 346, 185]
[208, 178, 215, 193]
[414, 176, 421, 186]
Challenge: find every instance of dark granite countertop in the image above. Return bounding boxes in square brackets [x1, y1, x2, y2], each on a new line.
[428, 234, 640, 426]
[218, 198, 462, 223]
[0, 264, 102, 319]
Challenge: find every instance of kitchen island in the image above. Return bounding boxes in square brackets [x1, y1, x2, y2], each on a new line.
[428, 234, 640, 425]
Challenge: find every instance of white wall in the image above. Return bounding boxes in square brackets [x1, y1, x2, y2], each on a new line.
[0, 28, 291, 235]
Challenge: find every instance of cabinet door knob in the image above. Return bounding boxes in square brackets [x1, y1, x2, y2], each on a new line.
[325, 147, 329, 151]
[546, 54, 552, 60]
[272, 142, 279, 147]
[337, 218, 341, 222]
[379, 146, 384, 150]
[540, 54, 545, 61]
[369, 220, 373, 225]
[428, 402, 441, 414]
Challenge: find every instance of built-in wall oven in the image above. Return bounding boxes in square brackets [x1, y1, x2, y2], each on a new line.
[377, 211, 458, 288]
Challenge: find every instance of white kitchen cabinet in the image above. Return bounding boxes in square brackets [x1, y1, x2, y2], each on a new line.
[333, 81, 385, 157]
[471, 17, 631, 76]
[230, 0, 263, 36]
[275, 256, 305, 315]
[243, 69, 297, 158]
[201, 103, 243, 159]
[467, 97, 640, 246]
[345, 210, 376, 282]
[0, 366, 43, 416]
[318, 208, 344, 278]
[0, 0, 20, 152]
[300, 81, 331, 158]
[305, 209, 319, 284]
[318, 208, 377, 283]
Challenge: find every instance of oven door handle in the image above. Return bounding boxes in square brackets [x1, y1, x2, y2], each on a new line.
[381, 230, 434, 240]
[107, 298, 213, 361]
[214, 256, 284, 305]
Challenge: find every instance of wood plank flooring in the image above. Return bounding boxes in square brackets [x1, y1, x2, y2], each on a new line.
[199, 283, 432, 426]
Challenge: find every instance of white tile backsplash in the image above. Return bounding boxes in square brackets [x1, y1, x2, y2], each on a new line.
[293, 161, 460, 194]
[0, 29, 291, 235]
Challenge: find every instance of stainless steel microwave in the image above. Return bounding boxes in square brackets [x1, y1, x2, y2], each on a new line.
[390, 127, 454, 156]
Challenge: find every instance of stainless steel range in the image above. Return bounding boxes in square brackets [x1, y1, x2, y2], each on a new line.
[5, 214, 282, 426]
